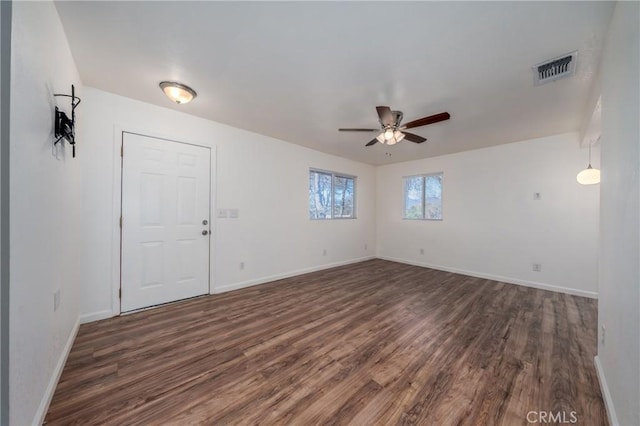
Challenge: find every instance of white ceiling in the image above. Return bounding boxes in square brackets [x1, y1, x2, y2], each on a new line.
[55, 1, 614, 165]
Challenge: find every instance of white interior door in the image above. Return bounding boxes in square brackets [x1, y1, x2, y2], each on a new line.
[121, 133, 211, 312]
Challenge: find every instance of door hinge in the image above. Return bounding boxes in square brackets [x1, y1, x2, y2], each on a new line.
[119, 288, 122, 299]
[119, 216, 123, 228]
[121, 144, 123, 157]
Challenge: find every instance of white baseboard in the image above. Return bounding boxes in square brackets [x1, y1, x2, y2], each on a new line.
[214, 256, 376, 294]
[594, 355, 619, 426]
[33, 317, 80, 426]
[79, 309, 113, 324]
[376, 256, 598, 299]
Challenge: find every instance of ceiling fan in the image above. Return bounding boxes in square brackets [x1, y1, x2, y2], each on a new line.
[339, 106, 450, 146]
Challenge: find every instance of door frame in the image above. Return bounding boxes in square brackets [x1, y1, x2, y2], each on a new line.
[111, 126, 217, 316]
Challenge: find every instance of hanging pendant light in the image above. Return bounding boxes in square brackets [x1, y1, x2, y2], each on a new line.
[577, 144, 600, 185]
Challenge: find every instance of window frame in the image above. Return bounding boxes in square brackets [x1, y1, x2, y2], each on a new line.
[402, 172, 443, 221]
[309, 168, 357, 220]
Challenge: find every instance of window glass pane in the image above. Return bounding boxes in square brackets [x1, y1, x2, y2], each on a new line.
[333, 176, 354, 218]
[425, 174, 443, 220]
[309, 171, 332, 219]
[404, 176, 424, 219]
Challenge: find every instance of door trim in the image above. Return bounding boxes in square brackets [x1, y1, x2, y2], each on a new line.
[111, 126, 217, 317]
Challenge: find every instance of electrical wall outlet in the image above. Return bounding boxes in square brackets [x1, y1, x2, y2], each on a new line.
[217, 209, 227, 219]
[364, 244, 368, 251]
[239, 261, 245, 270]
[532, 263, 542, 272]
[322, 249, 327, 256]
[229, 209, 239, 219]
[420, 248, 425, 255]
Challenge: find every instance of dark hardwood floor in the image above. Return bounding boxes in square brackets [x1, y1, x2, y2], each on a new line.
[45, 259, 607, 425]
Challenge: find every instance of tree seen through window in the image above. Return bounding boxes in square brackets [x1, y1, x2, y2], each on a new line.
[309, 170, 356, 219]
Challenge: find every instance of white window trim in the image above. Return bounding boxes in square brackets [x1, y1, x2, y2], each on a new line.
[402, 172, 443, 221]
[309, 168, 357, 220]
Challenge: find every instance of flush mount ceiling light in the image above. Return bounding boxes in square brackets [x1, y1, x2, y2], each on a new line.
[159, 81, 197, 104]
[577, 143, 600, 185]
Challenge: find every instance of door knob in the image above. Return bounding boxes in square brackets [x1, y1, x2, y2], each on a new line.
[202, 219, 208, 225]
[202, 230, 209, 236]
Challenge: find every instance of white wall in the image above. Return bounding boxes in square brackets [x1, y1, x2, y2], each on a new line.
[10, 2, 82, 425]
[596, 2, 640, 425]
[0, 1, 10, 423]
[376, 133, 600, 297]
[79, 87, 376, 321]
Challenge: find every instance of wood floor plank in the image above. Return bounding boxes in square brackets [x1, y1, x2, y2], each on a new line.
[45, 259, 607, 425]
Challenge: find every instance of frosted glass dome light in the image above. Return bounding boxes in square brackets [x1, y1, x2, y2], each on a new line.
[577, 165, 601, 185]
[577, 144, 600, 185]
[159, 81, 197, 104]
[384, 129, 394, 141]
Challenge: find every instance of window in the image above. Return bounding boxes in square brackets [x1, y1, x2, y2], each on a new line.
[309, 169, 356, 219]
[403, 173, 443, 220]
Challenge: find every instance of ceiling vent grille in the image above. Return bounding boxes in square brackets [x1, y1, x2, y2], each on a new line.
[533, 51, 578, 86]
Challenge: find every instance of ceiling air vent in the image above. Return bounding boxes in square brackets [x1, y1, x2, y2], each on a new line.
[533, 51, 578, 86]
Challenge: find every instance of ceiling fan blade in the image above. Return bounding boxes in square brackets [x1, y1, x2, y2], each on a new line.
[365, 138, 378, 147]
[402, 132, 427, 143]
[338, 128, 379, 132]
[376, 106, 393, 126]
[402, 112, 450, 129]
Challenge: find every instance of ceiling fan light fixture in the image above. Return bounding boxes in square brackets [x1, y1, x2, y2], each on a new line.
[159, 81, 197, 104]
[393, 130, 405, 142]
[337, 106, 450, 148]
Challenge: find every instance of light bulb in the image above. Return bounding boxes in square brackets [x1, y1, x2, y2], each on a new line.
[376, 133, 386, 143]
[384, 129, 394, 140]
